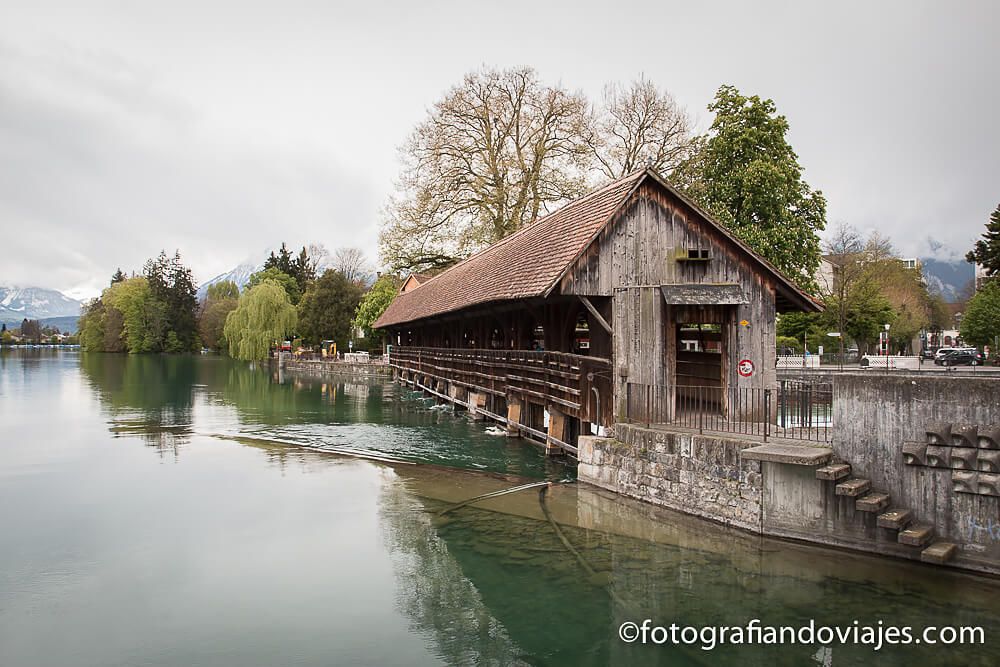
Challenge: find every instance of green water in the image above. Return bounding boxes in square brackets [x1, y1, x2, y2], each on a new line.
[1, 350, 999, 666]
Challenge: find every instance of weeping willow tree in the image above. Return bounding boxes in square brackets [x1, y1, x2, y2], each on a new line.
[223, 280, 297, 361]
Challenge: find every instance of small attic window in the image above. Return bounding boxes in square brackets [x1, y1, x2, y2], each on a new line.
[677, 247, 712, 262]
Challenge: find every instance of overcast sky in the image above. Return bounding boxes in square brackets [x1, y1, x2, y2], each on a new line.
[1, 0, 997, 299]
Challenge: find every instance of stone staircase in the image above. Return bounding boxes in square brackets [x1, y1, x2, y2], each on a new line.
[814, 462, 957, 564]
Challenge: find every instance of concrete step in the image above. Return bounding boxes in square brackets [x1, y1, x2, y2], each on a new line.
[816, 463, 851, 481]
[898, 524, 934, 547]
[856, 492, 891, 513]
[877, 508, 913, 530]
[835, 478, 871, 497]
[742, 443, 832, 465]
[921, 542, 958, 564]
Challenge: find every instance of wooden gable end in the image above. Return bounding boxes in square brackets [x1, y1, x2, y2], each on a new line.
[558, 179, 778, 306]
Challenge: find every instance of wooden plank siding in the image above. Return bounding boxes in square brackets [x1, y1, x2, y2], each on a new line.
[561, 180, 778, 419]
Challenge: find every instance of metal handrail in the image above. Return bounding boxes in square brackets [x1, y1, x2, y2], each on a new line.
[624, 381, 832, 443]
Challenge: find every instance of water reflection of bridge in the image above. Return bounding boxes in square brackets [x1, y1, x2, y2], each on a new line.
[379, 465, 1000, 667]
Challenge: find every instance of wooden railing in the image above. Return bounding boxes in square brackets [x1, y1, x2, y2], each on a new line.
[388, 346, 613, 426]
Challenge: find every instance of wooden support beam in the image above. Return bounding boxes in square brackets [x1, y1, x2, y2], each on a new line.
[579, 296, 612, 335]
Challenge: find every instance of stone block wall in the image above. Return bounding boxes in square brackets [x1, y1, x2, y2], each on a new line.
[578, 424, 763, 532]
[278, 359, 391, 379]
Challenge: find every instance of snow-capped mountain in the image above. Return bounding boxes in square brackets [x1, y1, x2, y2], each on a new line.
[197, 260, 261, 299]
[0, 286, 82, 324]
[196, 244, 338, 299]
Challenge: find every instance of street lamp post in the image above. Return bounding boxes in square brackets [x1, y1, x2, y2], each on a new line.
[827, 331, 843, 371]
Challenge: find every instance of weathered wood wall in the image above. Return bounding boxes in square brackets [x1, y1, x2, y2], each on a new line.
[561, 181, 778, 420]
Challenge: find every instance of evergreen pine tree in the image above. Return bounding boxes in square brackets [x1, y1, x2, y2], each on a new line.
[966, 204, 1000, 281]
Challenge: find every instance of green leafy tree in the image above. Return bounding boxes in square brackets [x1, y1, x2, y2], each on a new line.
[199, 280, 240, 351]
[102, 303, 126, 352]
[297, 269, 365, 346]
[1, 329, 12, 345]
[354, 274, 401, 345]
[206, 280, 240, 301]
[927, 292, 951, 332]
[776, 312, 825, 352]
[966, 203, 1000, 281]
[199, 299, 238, 351]
[247, 267, 301, 305]
[224, 280, 298, 361]
[78, 299, 106, 351]
[111, 268, 126, 284]
[834, 279, 894, 353]
[961, 281, 1000, 347]
[674, 85, 826, 290]
[104, 278, 161, 353]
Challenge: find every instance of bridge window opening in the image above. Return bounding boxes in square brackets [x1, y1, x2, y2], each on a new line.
[531, 324, 545, 351]
[527, 402, 545, 436]
[572, 311, 590, 356]
[566, 416, 581, 450]
[462, 329, 476, 348]
[489, 326, 504, 349]
[675, 322, 723, 413]
[493, 395, 507, 420]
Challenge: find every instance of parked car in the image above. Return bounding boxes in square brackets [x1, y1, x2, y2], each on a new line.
[934, 349, 984, 366]
[933, 346, 979, 361]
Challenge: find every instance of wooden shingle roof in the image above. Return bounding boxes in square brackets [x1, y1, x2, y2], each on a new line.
[375, 168, 821, 328]
[375, 170, 647, 328]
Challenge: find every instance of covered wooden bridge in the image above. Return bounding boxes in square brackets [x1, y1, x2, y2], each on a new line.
[375, 168, 821, 454]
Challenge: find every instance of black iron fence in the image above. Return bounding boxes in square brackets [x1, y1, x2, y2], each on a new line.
[624, 380, 832, 442]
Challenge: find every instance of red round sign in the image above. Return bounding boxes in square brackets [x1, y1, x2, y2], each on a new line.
[738, 359, 755, 377]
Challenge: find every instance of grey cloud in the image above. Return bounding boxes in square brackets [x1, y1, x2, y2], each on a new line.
[0, 41, 377, 297]
[1, 1, 998, 298]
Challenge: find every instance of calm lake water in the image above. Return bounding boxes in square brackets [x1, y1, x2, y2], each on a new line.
[2, 350, 999, 666]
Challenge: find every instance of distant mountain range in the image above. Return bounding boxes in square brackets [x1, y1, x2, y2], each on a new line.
[920, 257, 975, 302]
[197, 260, 261, 299]
[1, 286, 82, 330]
[196, 244, 340, 299]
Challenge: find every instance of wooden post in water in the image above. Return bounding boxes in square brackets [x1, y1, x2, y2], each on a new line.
[468, 391, 486, 421]
[547, 407, 567, 456]
[506, 397, 522, 437]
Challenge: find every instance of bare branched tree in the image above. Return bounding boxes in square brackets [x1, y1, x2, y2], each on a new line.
[823, 222, 866, 353]
[587, 77, 696, 179]
[379, 67, 592, 273]
[332, 247, 372, 285]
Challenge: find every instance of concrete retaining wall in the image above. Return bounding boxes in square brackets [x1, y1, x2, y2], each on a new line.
[578, 373, 1000, 574]
[832, 372, 1000, 572]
